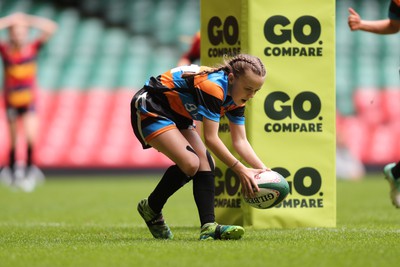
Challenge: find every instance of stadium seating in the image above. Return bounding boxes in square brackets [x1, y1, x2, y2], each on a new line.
[335, 0, 400, 165]
[0, 0, 195, 168]
[0, 0, 399, 168]
[339, 88, 400, 165]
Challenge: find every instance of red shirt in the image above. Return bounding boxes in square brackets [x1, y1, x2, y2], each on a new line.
[181, 32, 200, 63]
[0, 40, 42, 108]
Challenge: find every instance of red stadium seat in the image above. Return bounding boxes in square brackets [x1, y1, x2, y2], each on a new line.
[364, 125, 397, 164]
[338, 116, 373, 162]
[27, 89, 173, 168]
[353, 88, 385, 126]
[381, 88, 400, 123]
[3, 88, 400, 169]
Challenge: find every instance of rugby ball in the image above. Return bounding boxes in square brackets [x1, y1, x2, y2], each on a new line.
[243, 170, 289, 209]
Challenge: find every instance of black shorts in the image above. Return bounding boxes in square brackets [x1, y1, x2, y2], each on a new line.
[130, 88, 195, 149]
[6, 105, 35, 120]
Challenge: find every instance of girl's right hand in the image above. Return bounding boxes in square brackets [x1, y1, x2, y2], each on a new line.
[348, 7, 361, 31]
[232, 163, 265, 198]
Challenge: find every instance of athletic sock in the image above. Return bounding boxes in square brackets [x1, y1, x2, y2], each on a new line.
[192, 171, 215, 227]
[8, 148, 15, 172]
[148, 165, 190, 214]
[27, 145, 33, 168]
[391, 161, 400, 180]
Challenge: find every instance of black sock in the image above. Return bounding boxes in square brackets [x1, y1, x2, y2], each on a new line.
[9, 148, 15, 171]
[392, 161, 400, 179]
[27, 145, 33, 168]
[148, 165, 190, 214]
[193, 171, 215, 227]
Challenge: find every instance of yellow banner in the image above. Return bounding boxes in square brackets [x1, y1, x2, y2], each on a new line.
[201, 0, 336, 228]
[201, 0, 247, 225]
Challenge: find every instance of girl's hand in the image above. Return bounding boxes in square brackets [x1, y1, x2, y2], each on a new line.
[232, 163, 267, 198]
[348, 7, 362, 31]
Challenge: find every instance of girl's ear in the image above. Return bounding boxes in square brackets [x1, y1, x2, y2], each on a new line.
[228, 72, 235, 84]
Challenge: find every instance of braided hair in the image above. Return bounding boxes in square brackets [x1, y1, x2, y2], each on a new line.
[181, 54, 266, 79]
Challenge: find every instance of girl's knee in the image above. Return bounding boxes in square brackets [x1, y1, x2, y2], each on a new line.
[180, 158, 200, 177]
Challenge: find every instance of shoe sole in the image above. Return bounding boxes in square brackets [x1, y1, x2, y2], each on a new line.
[137, 201, 147, 220]
[383, 166, 400, 209]
[200, 227, 245, 240]
[384, 176, 400, 208]
[137, 200, 173, 240]
[220, 227, 245, 240]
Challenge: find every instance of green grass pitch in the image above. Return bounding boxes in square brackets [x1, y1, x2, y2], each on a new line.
[1, 173, 400, 267]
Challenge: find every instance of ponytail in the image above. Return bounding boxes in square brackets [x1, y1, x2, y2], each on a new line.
[181, 54, 266, 79]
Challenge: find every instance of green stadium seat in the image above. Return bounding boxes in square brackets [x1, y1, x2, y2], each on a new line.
[127, 0, 155, 34]
[38, 58, 62, 90]
[354, 57, 380, 88]
[381, 56, 400, 87]
[58, 56, 92, 89]
[3, 0, 32, 14]
[79, 0, 103, 16]
[98, 28, 127, 57]
[152, 0, 178, 45]
[46, 8, 80, 59]
[29, 1, 56, 19]
[103, 0, 128, 26]
[1, 0, 399, 116]
[336, 55, 355, 115]
[87, 55, 119, 88]
[175, 0, 200, 36]
[117, 56, 149, 89]
[147, 47, 179, 78]
[116, 35, 153, 88]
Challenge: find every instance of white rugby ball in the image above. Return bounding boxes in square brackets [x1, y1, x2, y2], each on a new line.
[243, 170, 289, 209]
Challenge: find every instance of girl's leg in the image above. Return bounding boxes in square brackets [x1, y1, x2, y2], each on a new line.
[148, 127, 216, 225]
[182, 128, 245, 240]
[149, 128, 201, 176]
[147, 164, 190, 213]
[137, 128, 200, 239]
[181, 129, 216, 226]
[146, 127, 202, 212]
[22, 111, 38, 168]
[140, 127, 244, 240]
[6, 114, 18, 173]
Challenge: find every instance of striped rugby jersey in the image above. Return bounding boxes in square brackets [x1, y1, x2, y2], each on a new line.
[0, 40, 42, 107]
[144, 65, 246, 125]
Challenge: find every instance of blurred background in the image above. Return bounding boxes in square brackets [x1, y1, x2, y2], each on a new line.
[0, 0, 399, 174]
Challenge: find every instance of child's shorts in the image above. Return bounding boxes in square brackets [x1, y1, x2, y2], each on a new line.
[130, 88, 195, 149]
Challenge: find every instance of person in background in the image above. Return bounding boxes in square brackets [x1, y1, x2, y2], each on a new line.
[348, 0, 400, 207]
[177, 31, 202, 135]
[177, 31, 200, 67]
[0, 12, 57, 191]
[336, 112, 365, 181]
[131, 54, 269, 240]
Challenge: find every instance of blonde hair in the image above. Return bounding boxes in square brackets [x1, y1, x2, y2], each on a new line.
[181, 54, 266, 79]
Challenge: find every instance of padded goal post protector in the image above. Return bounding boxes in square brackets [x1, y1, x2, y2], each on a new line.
[201, 0, 336, 228]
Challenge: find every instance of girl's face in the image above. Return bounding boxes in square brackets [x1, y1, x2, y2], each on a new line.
[228, 70, 265, 105]
[394, 0, 400, 7]
[9, 25, 29, 47]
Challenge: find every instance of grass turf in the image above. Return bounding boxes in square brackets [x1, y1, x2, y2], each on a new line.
[0, 173, 399, 267]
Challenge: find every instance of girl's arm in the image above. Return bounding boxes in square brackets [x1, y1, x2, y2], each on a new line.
[202, 117, 263, 197]
[21, 13, 58, 42]
[0, 14, 17, 31]
[229, 122, 267, 169]
[357, 19, 399, 34]
[348, 7, 400, 34]
[0, 13, 57, 42]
